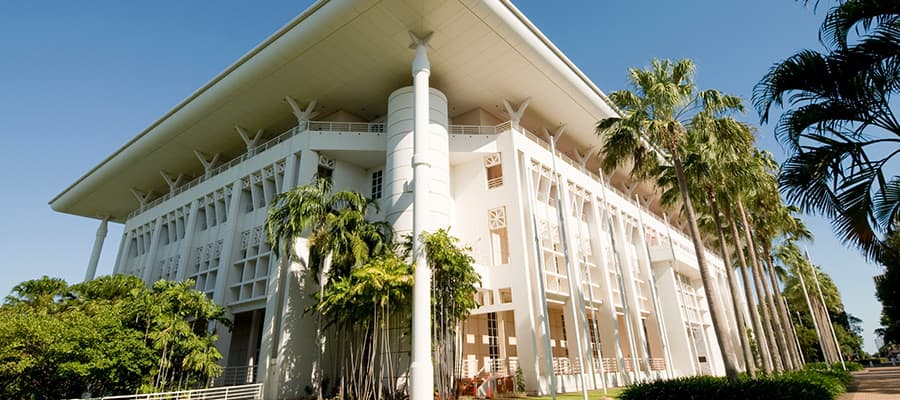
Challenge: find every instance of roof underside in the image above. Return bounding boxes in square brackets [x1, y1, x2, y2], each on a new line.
[50, 0, 621, 222]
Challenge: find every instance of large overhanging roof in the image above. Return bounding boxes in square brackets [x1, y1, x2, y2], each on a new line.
[50, 0, 620, 222]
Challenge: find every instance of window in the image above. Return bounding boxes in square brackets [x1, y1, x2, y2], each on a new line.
[371, 170, 383, 199]
[485, 153, 503, 189]
[488, 207, 510, 265]
[487, 312, 500, 369]
[498, 288, 512, 304]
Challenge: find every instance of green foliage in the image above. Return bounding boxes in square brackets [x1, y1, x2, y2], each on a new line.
[843, 361, 864, 371]
[514, 366, 526, 393]
[411, 229, 481, 400]
[0, 275, 228, 399]
[317, 254, 413, 325]
[619, 369, 849, 400]
[420, 229, 481, 324]
[753, 0, 900, 260]
[876, 231, 900, 346]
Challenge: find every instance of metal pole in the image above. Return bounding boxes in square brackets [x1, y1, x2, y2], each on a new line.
[634, 195, 675, 380]
[574, 190, 607, 393]
[598, 174, 641, 383]
[409, 33, 434, 400]
[548, 137, 589, 400]
[663, 214, 702, 375]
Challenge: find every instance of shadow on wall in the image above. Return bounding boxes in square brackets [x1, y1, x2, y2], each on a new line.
[276, 242, 320, 400]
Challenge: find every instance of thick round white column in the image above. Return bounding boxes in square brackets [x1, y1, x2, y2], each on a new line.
[409, 39, 434, 400]
[84, 217, 109, 281]
[385, 87, 450, 234]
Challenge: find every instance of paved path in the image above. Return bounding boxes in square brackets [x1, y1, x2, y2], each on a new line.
[841, 366, 900, 399]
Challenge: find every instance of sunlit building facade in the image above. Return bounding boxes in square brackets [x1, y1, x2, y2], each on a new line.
[51, 0, 743, 397]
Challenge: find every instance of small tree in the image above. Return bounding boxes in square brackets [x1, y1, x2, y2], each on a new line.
[418, 229, 480, 400]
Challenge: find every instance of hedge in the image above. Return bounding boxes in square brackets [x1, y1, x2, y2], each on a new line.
[619, 369, 850, 400]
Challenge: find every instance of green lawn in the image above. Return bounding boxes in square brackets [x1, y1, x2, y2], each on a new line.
[524, 388, 624, 400]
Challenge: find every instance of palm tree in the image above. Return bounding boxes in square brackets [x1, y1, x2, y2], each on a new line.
[753, 0, 900, 260]
[724, 200, 773, 373]
[758, 204, 814, 370]
[596, 58, 743, 377]
[4, 276, 70, 312]
[655, 118, 759, 375]
[266, 176, 390, 398]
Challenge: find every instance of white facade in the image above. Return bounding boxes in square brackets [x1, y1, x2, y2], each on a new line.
[51, 0, 745, 398]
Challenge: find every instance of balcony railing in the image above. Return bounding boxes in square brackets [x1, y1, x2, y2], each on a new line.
[455, 357, 519, 377]
[213, 365, 258, 387]
[125, 118, 708, 265]
[85, 383, 262, 400]
[127, 120, 384, 220]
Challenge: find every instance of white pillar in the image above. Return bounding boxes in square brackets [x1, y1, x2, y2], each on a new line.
[174, 200, 201, 282]
[113, 230, 134, 275]
[409, 31, 434, 400]
[84, 217, 109, 281]
[522, 154, 558, 396]
[141, 220, 164, 283]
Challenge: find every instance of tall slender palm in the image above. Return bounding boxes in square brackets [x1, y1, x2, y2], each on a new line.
[745, 171, 808, 371]
[596, 58, 743, 377]
[724, 200, 773, 373]
[758, 204, 814, 369]
[753, 0, 900, 260]
[737, 170, 785, 372]
[655, 119, 759, 375]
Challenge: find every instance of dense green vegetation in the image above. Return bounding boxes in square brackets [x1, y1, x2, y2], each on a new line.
[620, 366, 853, 400]
[875, 232, 900, 350]
[0, 275, 227, 399]
[266, 177, 479, 400]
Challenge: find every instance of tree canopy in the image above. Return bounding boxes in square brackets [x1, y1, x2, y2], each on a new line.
[0, 275, 228, 399]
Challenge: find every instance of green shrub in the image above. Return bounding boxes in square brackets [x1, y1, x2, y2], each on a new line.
[619, 370, 848, 400]
[842, 361, 864, 371]
[804, 361, 829, 371]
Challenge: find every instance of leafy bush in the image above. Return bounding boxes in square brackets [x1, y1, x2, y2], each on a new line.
[619, 369, 849, 400]
[843, 361, 863, 371]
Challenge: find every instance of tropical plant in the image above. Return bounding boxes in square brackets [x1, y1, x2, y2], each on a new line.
[596, 58, 744, 377]
[875, 231, 900, 345]
[654, 115, 759, 375]
[0, 275, 227, 399]
[753, 0, 900, 260]
[776, 242, 865, 362]
[419, 229, 480, 400]
[266, 176, 391, 398]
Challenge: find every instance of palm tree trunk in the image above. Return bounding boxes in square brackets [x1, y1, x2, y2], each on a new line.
[762, 242, 803, 370]
[725, 202, 772, 373]
[672, 154, 738, 378]
[736, 199, 784, 372]
[757, 247, 795, 371]
[709, 194, 756, 377]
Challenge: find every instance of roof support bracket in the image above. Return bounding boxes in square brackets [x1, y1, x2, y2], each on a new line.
[502, 98, 530, 131]
[624, 182, 638, 197]
[235, 126, 264, 155]
[130, 188, 153, 210]
[159, 170, 184, 192]
[542, 124, 566, 146]
[285, 97, 318, 127]
[193, 150, 220, 177]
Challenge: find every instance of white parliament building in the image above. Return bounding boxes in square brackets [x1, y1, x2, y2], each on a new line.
[51, 0, 744, 397]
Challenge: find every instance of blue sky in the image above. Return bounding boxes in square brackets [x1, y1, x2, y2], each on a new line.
[0, 1, 885, 353]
